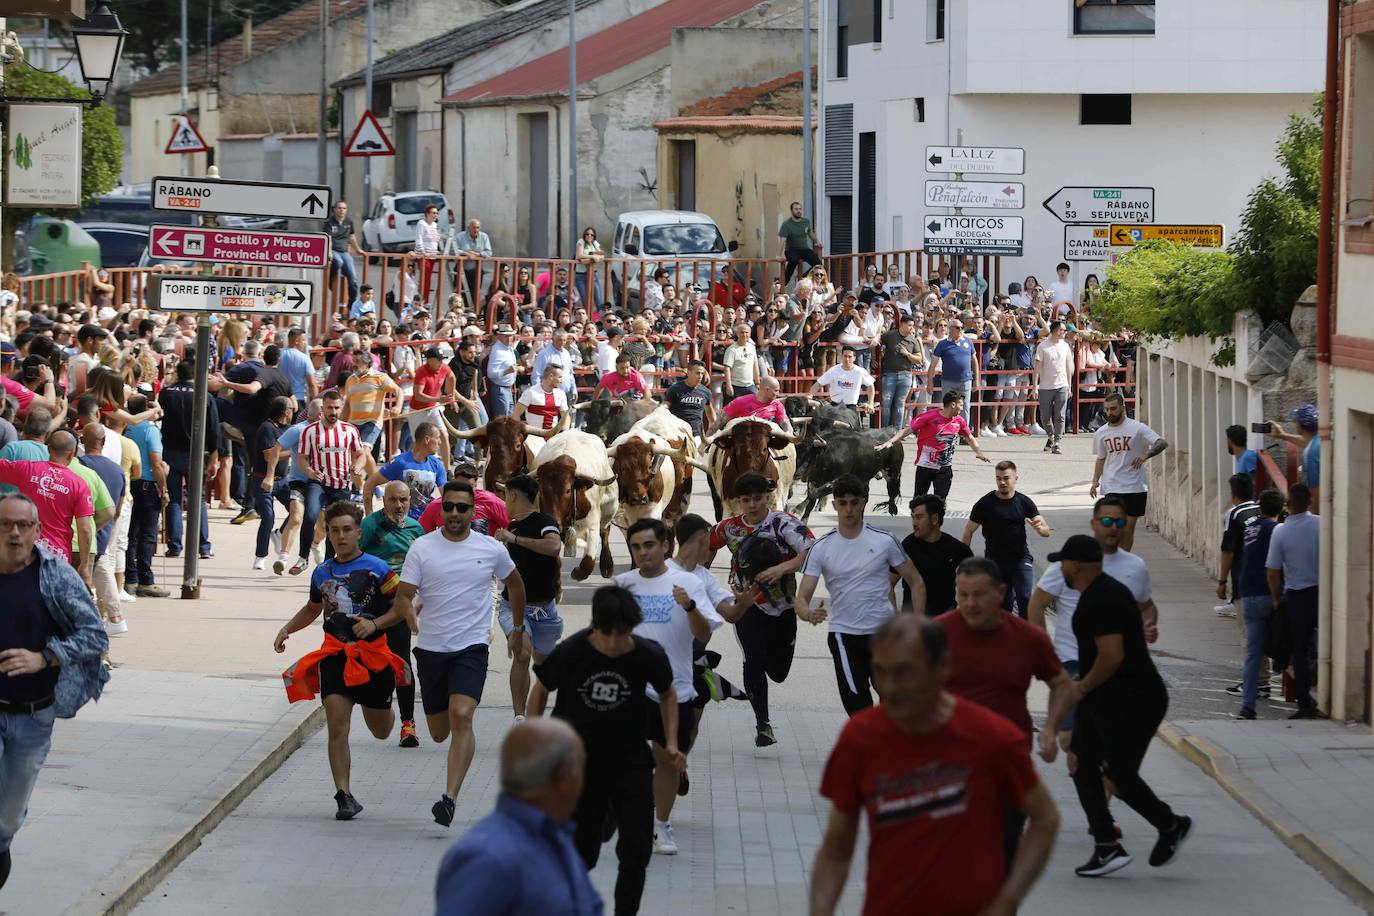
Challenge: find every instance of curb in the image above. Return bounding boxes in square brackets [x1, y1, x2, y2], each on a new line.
[84, 705, 325, 916]
[1159, 723, 1374, 914]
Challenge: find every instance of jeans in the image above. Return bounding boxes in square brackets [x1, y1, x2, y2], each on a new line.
[453, 403, 487, 458]
[852, 348, 871, 371]
[299, 482, 353, 559]
[1071, 688, 1176, 845]
[993, 550, 1034, 618]
[1286, 587, 1319, 711]
[1240, 595, 1271, 710]
[734, 607, 798, 729]
[330, 250, 359, 300]
[252, 475, 292, 558]
[942, 378, 972, 425]
[125, 480, 161, 586]
[355, 421, 383, 451]
[1002, 372, 1027, 427]
[573, 761, 654, 916]
[164, 450, 211, 556]
[490, 385, 514, 418]
[1038, 386, 1069, 441]
[881, 372, 912, 430]
[574, 272, 602, 309]
[723, 384, 755, 406]
[498, 599, 564, 656]
[0, 706, 55, 852]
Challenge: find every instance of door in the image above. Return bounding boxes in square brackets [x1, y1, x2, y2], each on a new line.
[829, 195, 853, 289]
[673, 140, 697, 211]
[858, 131, 877, 253]
[395, 111, 418, 190]
[526, 112, 550, 259]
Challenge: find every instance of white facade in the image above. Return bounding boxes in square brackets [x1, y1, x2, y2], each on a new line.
[818, 0, 1324, 280]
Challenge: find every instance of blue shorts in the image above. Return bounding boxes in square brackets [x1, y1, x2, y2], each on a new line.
[498, 599, 564, 656]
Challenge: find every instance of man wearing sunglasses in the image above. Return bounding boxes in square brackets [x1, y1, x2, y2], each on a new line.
[393, 481, 529, 829]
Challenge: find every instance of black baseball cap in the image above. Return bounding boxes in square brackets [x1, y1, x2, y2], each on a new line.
[1048, 534, 1103, 564]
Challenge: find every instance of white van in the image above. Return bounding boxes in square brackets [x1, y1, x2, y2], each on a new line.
[609, 210, 738, 307]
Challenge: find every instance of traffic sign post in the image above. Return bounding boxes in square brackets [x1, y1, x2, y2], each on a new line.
[1043, 186, 1154, 224]
[1064, 225, 1113, 262]
[925, 180, 1024, 210]
[148, 224, 331, 269]
[925, 146, 1025, 175]
[1110, 224, 1225, 248]
[924, 215, 1024, 257]
[150, 276, 314, 316]
[151, 176, 332, 221]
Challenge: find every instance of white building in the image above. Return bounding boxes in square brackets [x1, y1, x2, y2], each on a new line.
[817, 0, 1325, 282]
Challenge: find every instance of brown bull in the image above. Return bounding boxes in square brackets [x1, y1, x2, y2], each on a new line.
[705, 418, 798, 521]
[453, 416, 550, 492]
[534, 454, 619, 580]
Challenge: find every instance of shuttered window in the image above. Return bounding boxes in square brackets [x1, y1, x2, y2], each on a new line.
[824, 104, 854, 195]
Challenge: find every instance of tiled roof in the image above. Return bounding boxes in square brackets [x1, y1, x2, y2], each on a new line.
[335, 0, 600, 88]
[126, 0, 368, 98]
[677, 68, 813, 117]
[654, 115, 810, 134]
[443, 0, 761, 105]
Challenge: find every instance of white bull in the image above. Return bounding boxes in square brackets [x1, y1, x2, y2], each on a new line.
[530, 429, 620, 580]
[704, 417, 798, 521]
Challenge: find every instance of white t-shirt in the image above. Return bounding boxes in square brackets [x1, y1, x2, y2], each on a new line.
[801, 525, 908, 635]
[816, 365, 875, 406]
[1034, 549, 1152, 663]
[1047, 280, 1075, 306]
[1034, 338, 1074, 390]
[400, 529, 516, 652]
[1094, 417, 1162, 495]
[668, 559, 732, 615]
[518, 384, 569, 430]
[616, 566, 722, 702]
[594, 341, 619, 375]
[723, 342, 758, 387]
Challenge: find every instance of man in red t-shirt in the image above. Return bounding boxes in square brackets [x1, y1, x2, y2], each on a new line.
[718, 375, 794, 436]
[410, 347, 455, 468]
[594, 353, 650, 401]
[811, 614, 1059, 916]
[0, 430, 96, 579]
[418, 459, 509, 536]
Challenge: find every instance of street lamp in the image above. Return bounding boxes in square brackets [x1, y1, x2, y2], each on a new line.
[70, 2, 128, 104]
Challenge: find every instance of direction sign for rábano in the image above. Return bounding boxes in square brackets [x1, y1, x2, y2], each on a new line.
[1043, 186, 1155, 224]
[151, 176, 331, 221]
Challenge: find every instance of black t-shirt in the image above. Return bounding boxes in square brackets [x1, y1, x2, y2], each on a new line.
[663, 381, 711, 434]
[252, 420, 288, 478]
[325, 216, 355, 253]
[246, 366, 294, 431]
[901, 531, 973, 615]
[224, 362, 262, 429]
[970, 491, 1040, 561]
[0, 561, 59, 703]
[505, 511, 561, 604]
[1072, 572, 1162, 705]
[450, 355, 483, 400]
[880, 329, 919, 374]
[533, 629, 673, 766]
[1220, 500, 1262, 595]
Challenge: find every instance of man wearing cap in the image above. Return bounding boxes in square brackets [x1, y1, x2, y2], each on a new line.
[1269, 404, 1321, 508]
[67, 324, 108, 398]
[487, 325, 519, 418]
[418, 458, 510, 536]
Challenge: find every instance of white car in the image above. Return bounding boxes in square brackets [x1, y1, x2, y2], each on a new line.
[361, 191, 455, 252]
[609, 210, 737, 307]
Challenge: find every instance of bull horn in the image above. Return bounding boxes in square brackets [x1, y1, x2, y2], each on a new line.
[687, 458, 710, 472]
[807, 397, 822, 407]
[791, 417, 813, 426]
[609, 398, 625, 409]
[830, 421, 852, 430]
[651, 442, 679, 457]
[606, 444, 619, 458]
[572, 400, 593, 411]
[777, 429, 803, 443]
[525, 423, 555, 438]
[453, 423, 487, 440]
[594, 474, 618, 487]
[813, 436, 827, 448]
[667, 437, 686, 450]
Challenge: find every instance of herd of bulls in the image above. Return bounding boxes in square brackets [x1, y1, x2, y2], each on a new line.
[448, 394, 906, 581]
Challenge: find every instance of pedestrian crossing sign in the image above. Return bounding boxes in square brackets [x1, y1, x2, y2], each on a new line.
[164, 114, 210, 155]
[344, 110, 395, 158]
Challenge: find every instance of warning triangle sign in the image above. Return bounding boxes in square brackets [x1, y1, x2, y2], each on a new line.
[164, 114, 210, 155]
[344, 110, 395, 158]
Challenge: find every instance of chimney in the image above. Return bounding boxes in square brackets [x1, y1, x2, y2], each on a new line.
[243, 19, 253, 57]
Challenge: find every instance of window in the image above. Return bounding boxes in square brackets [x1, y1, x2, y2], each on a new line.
[836, 0, 849, 78]
[1348, 35, 1374, 230]
[928, 0, 945, 42]
[1074, 0, 1155, 36]
[371, 81, 392, 118]
[1081, 94, 1131, 125]
[914, 97, 925, 123]
[873, 0, 882, 44]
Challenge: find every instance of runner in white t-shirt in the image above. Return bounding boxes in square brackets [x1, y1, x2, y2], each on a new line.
[393, 481, 527, 829]
[616, 517, 722, 856]
[1088, 391, 1168, 551]
[810, 346, 875, 412]
[514, 363, 570, 432]
[795, 474, 925, 716]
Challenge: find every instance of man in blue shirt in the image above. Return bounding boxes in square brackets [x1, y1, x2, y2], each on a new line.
[928, 319, 976, 424]
[1225, 425, 1258, 479]
[276, 328, 318, 406]
[362, 421, 447, 520]
[122, 394, 170, 598]
[1266, 483, 1321, 719]
[436, 718, 602, 916]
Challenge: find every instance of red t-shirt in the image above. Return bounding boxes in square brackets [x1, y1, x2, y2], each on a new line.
[418, 487, 510, 536]
[935, 610, 1063, 739]
[0, 376, 35, 416]
[597, 369, 647, 398]
[410, 363, 453, 409]
[0, 460, 94, 561]
[911, 408, 972, 470]
[723, 393, 787, 425]
[820, 700, 1038, 916]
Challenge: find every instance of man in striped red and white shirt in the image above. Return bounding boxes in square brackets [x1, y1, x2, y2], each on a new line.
[514, 364, 569, 433]
[292, 390, 366, 574]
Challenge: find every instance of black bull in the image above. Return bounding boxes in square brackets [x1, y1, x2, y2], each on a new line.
[796, 428, 904, 522]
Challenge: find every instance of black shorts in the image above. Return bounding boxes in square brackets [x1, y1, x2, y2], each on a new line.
[413, 644, 489, 715]
[644, 696, 696, 754]
[1110, 491, 1148, 518]
[319, 649, 396, 710]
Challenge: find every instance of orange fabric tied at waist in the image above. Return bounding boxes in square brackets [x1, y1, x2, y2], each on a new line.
[282, 631, 412, 704]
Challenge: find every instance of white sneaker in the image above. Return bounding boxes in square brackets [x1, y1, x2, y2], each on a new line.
[653, 823, 678, 855]
[980, 426, 998, 438]
[105, 618, 128, 636]
[311, 544, 323, 566]
[513, 714, 526, 725]
[992, 425, 1006, 437]
[273, 553, 288, 576]
[252, 558, 266, 571]
[119, 590, 137, 603]
[1214, 604, 1237, 618]
[1028, 423, 1047, 436]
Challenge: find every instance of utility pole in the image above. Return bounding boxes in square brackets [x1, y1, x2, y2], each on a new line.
[180, 0, 189, 176]
[568, 0, 578, 255]
[317, 0, 328, 186]
[181, 164, 221, 597]
[363, 0, 373, 214]
[801, 0, 813, 223]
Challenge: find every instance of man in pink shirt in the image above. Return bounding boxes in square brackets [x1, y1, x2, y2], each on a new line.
[718, 375, 794, 435]
[877, 390, 988, 499]
[417, 458, 509, 536]
[0, 429, 95, 581]
[594, 353, 651, 401]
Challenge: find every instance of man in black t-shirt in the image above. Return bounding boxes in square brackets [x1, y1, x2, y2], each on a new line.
[901, 495, 972, 615]
[250, 397, 294, 571]
[530, 584, 680, 916]
[493, 475, 565, 720]
[325, 200, 362, 300]
[962, 460, 1051, 617]
[1040, 535, 1191, 879]
[661, 359, 715, 450]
